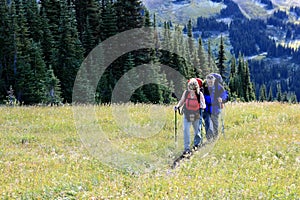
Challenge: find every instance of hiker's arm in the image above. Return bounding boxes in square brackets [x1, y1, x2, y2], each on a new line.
[200, 92, 206, 109]
[175, 91, 187, 109]
[220, 90, 228, 102]
[218, 85, 228, 102]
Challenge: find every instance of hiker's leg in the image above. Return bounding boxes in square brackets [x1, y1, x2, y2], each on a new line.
[211, 113, 220, 138]
[183, 116, 191, 151]
[203, 111, 214, 140]
[192, 118, 201, 146]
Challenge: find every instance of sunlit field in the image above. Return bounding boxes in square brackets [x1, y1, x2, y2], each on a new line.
[0, 102, 299, 199]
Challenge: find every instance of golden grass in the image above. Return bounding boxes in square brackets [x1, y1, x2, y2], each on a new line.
[0, 102, 299, 198]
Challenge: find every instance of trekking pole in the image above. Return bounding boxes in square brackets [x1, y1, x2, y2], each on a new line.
[220, 103, 225, 138]
[174, 109, 178, 146]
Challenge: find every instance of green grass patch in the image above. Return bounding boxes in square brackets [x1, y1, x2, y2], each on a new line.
[0, 103, 299, 198]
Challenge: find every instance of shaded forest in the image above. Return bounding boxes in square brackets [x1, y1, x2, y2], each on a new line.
[0, 0, 297, 105]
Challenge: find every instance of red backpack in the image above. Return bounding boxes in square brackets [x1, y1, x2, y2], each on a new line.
[183, 90, 201, 122]
[185, 91, 200, 111]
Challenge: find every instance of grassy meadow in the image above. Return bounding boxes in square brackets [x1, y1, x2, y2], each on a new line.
[0, 102, 300, 199]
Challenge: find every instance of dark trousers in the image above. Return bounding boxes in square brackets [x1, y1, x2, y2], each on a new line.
[203, 111, 220, 140]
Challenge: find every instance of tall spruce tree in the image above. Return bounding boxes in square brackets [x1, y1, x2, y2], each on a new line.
[259, 84, 267, 102]
[268, 85, 273, 101]
[229, 56, 237, 98]
[52, 1, 84, 102]
[0, 0, 14, 98]
[101, 0, 117, 41]
[276, 83, 282, 102]
[217, 35, 226, 80]
[13, 0, 49, 104]
[24, 0, 43, 42]
[116, 0, 144, 32]
[207, 39, 215, 73]
[40, 0, 61, 43]
[198, 37, 208, 78]
[290, 92, 297, 104]
[244, 61, 255, 101]
[45, 66, 62, 105]
[74, 0, 100, 44]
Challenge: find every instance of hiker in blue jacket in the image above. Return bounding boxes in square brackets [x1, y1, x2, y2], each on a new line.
[203, 74, 228, 141]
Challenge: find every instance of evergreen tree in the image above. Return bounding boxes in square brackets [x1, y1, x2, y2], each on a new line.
[82, 16, 97, 57]
[276, 83, 282, 102]
[24, 0, 43, 42]
[52, 1, 84, 103]
[282, 92, 288, 103]
[13, 0, 42, 104]
[40, 7, 55, 69]
[40, 0, 61, 43]
[244, 61, 255, 101]
[259, 84, 267, 102]
[116, 0, 144, 32]
[217, 35, 226, 80]
[45, 66, 62, 105]
[198, 37, 208, 78]
[160, 22, 173, 73]
[187, 19, 194, 54]
[74, 0, 100, 43]
[236, 54, 245, 99]
[101, 0, 118, 41]
[268, 85, 273, 101]
[144, 9, 152, 27]
[16, 41, 48, 104]
[290, 92, 298, 104]
[0, 0, 14, 98]
[229, 57, 236, 98]
[207, 39, 215, 73]
[120, 53, 146, 103]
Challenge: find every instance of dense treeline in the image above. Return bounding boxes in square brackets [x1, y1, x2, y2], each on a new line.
[249, 59, 299, 103]
[0, 0, 242, 105]
[0, 0, 298, 105]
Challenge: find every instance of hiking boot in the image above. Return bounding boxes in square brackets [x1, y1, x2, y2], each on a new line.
[192, 144, 200, 151]
[183, 149, 191, 157]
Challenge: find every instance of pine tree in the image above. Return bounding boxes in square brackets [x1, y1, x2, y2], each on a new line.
[198, 37, 208, 78]
[259, 84, 267, 102]
[24, 0, 43, 42]
[244, 61, 255, 101]
[74, 0, 100, 43]
[40, 0, 61, 43]
[45, 66, 62, 105]
[187, 19, 194, 55]
[40, 7, 55, 69]
[207, 39, 215, 73]
[13, 0, 42, 104]
[16, 41, 48, 104]
[116, 0, 144, 32]
[122, 53, 147, 103]
[276, 83, 282, 102]
[229, 56, 236, 98]
[236, 54, 245, 99]
[52, 1, 84, 103]
[282, 92, 288, 103]
[82, 16, 97, 57]
[144, 9, 152, 27]
[0, 0, 14, 99]
[217, 35, 226, 80]
[290, 92, 298, 104]
[268, 85, 273, 101]
[101, 0, 118, 41]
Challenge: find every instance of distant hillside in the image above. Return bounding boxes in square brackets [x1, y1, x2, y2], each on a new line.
[144, 0, 300, 100]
